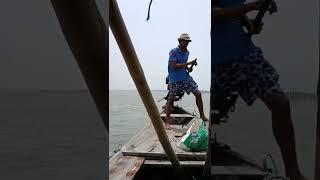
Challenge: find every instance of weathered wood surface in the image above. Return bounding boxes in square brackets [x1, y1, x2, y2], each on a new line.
[109, 153, 145, 180]
[121, 119, 206, 160]
[144, 160, 205, 167]
[160, 114, 195, 118]
[159, 113, 195, 125]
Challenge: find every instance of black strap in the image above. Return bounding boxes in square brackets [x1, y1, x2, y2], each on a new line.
[146, 0, 153, 21]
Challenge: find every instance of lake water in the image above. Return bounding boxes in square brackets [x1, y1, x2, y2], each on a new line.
[0, 90, 107, 180]
[110, 90, 316, 179]
[1, 89, 313, 179]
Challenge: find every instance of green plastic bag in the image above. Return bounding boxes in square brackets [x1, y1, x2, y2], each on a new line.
[183, 122, 208, 152]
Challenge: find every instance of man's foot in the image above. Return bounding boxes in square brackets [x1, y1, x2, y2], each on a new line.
[200, 115, 209, 122]
[165, 123, 172, 130]
[165, 116, 172, 129]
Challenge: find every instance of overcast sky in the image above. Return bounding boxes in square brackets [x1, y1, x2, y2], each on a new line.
[110, 0, 211, 91]
[110, 0, 319, 93]
[0, 0, 107, 90]
[0, 1, 317, 92]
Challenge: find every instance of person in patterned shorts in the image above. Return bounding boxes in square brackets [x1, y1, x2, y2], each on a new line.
[165, 33, 209, 129]
[212, 0, 307, 179]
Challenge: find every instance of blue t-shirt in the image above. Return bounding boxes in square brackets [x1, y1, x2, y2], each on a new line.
[168, 47, 190, 83]
[212, 0, 256, 64]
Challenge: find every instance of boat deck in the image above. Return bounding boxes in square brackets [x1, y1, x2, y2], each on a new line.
[121, 117, 206, 160]
[110, 114, 269, 180]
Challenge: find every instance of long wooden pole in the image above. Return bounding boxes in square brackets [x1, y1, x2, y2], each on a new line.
[50, 0, 108, 130]
[109, 0, 181, 169]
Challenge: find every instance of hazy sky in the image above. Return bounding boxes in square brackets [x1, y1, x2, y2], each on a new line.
[0, 1, 317, 92]
[0, 0, 107, 90]
[110, 0, 319, 93]
[110, 0, 211, 91]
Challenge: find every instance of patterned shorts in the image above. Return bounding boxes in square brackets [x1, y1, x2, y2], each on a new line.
[212, 48, 284, 106]
[168, 76, 198, 98]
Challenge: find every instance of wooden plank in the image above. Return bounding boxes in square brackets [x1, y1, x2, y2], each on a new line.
[144, 160, 204, 167]
[174, 132, 185, 137]
[121, 123, 157, 151]
[121, 120, 206, 160]
[122, 151, 206, 160]
[211, 166, 268, 176]
[109, 153, 145, 180]
[160, 114, 195, 118]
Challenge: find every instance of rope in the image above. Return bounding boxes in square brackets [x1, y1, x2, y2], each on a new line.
[146, 0, 153, 21]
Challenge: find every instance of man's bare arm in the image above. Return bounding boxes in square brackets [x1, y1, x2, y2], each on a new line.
[170, 59, 196, 70]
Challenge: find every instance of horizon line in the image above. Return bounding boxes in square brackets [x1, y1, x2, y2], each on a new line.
[0, 88, 315, 94]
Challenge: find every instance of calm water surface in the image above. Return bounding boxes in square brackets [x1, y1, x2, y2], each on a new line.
[110, 90, 316, 179]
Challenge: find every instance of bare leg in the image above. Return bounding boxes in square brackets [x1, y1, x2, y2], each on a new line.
[193, 90, 209, 122]
[262, 94, 306, 180]
[165, 98, 173, 129]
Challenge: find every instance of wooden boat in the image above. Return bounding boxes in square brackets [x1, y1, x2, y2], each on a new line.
[159, 105, 196, 126]
[108, 0, 281, 179]
[109, 106, 273, 180]
[50, 0, 318, 179]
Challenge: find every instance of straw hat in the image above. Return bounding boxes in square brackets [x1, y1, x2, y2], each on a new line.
[178, 33, 191, 42]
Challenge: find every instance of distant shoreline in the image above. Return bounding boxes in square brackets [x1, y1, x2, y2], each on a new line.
[0, 89, 316, 97]
[110, 89, 316, 96]
[0, 88, 89, 93]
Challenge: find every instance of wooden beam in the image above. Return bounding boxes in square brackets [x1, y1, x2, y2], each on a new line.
[144, 160, 204, 167]
[109, 154, 145, 180]
[122, 151, 206, 160]
[160, 114, 195, 118]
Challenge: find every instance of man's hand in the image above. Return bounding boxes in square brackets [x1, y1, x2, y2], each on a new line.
[254, 0, 278, 14]
[268, 1, 278, 14]
[242, 16, 263, 35]
[186, 58, 198, 73]
[246, 0, 277, 35]
[186, 66, 192, 72]
[187, 58, 197, 66]
[249, 20, 264, 35]
[254, 0, 268, 10]
[170, 58, 197, 70]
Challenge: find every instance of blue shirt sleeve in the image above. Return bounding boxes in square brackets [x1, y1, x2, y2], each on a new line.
[168, 49, 177, 62]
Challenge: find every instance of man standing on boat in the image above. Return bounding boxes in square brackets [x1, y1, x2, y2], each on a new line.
[212, 0, 307, 179]
[165, 33, 209, 129]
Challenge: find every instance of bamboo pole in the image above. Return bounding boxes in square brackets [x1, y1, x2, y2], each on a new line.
[50, 0, 108, 131]
[109, 0, 181, 169]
